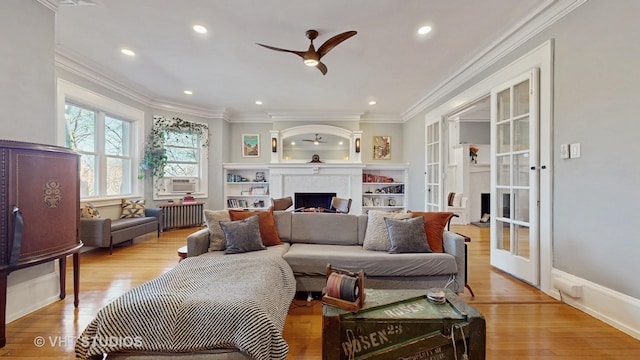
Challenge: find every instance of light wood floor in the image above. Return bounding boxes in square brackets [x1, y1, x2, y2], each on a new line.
[2, 225, 640, 359]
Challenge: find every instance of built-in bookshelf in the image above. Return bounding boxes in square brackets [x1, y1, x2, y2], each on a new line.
[362, 164, 408, 214]
[223, 164, 270, 210]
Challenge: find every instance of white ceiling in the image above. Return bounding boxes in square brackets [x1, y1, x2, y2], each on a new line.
[54, 0, 546, 120]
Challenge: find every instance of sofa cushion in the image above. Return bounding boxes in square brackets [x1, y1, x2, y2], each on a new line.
[385, 216, 432, 254]
[200, 243, 291, 259]
[204, 209, 231, 251]
[229, 207, 282, 246]
[362, 210, 412, 251]
[110, 216, 157, 232]
[408, 212, 455, 253]
[273, 211, 292, 242]
[283, 243, 457, 277]
[219, 215, 266, 254]
[290, 213, 358, 245]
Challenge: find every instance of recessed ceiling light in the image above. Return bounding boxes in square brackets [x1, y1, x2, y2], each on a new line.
[183, 90, 193, 95]
[291, 142, 296, 146]
[121, 48, 135, 56]
[193, 25, 208, 34]
[339, 141, 343, 145]
[418, 26, 432, 35]
[369, 100, 377, 105]
[255, 100, 263, 105]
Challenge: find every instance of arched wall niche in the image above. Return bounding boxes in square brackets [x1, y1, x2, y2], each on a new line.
[270, 124, 362, 163]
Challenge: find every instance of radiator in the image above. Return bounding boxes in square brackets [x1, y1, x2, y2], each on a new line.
[159, 202, 204, 231]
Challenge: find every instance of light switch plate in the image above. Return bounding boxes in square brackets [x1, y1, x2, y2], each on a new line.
[560, 144, 569, 159]
[570, 143, 581, 158]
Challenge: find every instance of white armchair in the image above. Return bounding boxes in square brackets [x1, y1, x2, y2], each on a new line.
[447, 192, 469, 225]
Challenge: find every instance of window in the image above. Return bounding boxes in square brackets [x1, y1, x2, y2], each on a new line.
[65, 103, 134, 198]
[57, 79, 144, 202]
[164, 129, 200, 178]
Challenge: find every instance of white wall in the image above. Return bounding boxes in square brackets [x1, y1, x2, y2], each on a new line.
[0, 0, 60, 322]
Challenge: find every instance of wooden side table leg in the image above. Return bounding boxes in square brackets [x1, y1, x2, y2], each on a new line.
[73, 252, 80, 308]
[59, 256, 67, 300]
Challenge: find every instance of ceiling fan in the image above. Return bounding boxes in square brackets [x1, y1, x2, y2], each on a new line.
[302, 134, 326, 144]
[256, 29, 357, 75]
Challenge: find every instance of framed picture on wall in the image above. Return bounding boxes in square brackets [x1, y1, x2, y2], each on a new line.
[242, 134, 260, 157]
[373, 135, 391, 160]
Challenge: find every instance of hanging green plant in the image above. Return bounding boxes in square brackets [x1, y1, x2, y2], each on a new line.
[138, 116, 209, 182]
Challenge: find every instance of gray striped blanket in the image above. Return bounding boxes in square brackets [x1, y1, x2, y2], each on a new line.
[75, 255, 296, 360]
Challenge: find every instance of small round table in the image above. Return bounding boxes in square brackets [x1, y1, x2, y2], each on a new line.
[177, 245, 188, 261]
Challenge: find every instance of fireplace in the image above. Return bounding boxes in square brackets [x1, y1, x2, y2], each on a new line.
[295, 192, 336, 210]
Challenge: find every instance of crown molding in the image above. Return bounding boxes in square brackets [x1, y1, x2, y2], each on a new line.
[37, 0, 58, 12]
[402, 0, 587, 121]
[268, 112, 364, 123]
[228, 112, 272, 123]
[55, 49, 228, 119]
[360, 113, 403, 124]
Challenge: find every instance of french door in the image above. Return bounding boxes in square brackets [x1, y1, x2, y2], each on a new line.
[425, 119, 442, 211]
[490, 68, 540, 285]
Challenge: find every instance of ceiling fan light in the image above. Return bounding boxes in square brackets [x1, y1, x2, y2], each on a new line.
[304, 59, 319, 67]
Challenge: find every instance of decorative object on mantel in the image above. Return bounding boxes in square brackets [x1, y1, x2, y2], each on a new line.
[309, 153, 322, 163]
[373, 136, 391, 160]
[470, 145, 479, 164]
[139, 116, 209, 190]
[242, 134, 260, 158]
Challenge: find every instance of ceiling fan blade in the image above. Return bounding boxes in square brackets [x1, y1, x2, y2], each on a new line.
[316, 61, 328, 75]
[317, 31, 357, 58]
[256, 43, 306, 59]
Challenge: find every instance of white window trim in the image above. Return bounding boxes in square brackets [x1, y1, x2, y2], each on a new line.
[56, 78, 145, 205]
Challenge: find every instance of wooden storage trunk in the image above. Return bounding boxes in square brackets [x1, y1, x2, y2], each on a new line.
[323, 289, 485, 360]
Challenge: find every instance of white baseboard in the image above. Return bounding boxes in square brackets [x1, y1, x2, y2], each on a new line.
[6, 272, 60, 323]
[550, 269, 640, 340]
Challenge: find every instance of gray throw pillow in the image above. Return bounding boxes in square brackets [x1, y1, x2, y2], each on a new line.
[219, 215, 265, 254]
[384, 216, 432, 254]
[362, 210, 413, 251]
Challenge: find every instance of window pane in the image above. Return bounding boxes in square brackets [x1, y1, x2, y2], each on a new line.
[106, 157, 131, 195]
[65, 104, 95, 152]
[165, 164, 198, 177]
[514, 189, 530, 222]
[496, 220, 511, 252]
[498, 189, 511, 219]
[165, 130, 198, 147]
[497, 122, 510, 154]
[79, 154, 96, 197]
[166, 147, 198, 162]
[105, 116, 130, 156]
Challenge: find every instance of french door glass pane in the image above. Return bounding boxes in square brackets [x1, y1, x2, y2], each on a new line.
[516, 224, 530, 258]
[497, 89, 511, 121]
[497, 188, 511, 219]
[496, 220, 511, 251]
[497, 123, 510, 153]
[496, 155, 510, 186]
[514, 116, 530, 151]
[514, 189, 530, 222]
[79, 154, 96, 197]
[514, 153, 530, 186]
[513, 80, 530, 116]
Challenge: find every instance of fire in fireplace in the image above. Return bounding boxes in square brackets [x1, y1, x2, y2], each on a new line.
[294, 192, 336, 210]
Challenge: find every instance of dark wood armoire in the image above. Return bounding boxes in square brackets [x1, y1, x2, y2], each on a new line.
[0, 140, 82, 347]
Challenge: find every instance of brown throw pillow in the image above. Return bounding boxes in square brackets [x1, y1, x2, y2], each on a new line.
[228, 207, 282, 246]
[407, 211, 454, 253]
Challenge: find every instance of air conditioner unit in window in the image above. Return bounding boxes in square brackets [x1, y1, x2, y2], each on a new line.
[171, 178, 198, 193]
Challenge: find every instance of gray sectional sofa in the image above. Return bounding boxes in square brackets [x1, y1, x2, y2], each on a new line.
[187, 211, 466, 293]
